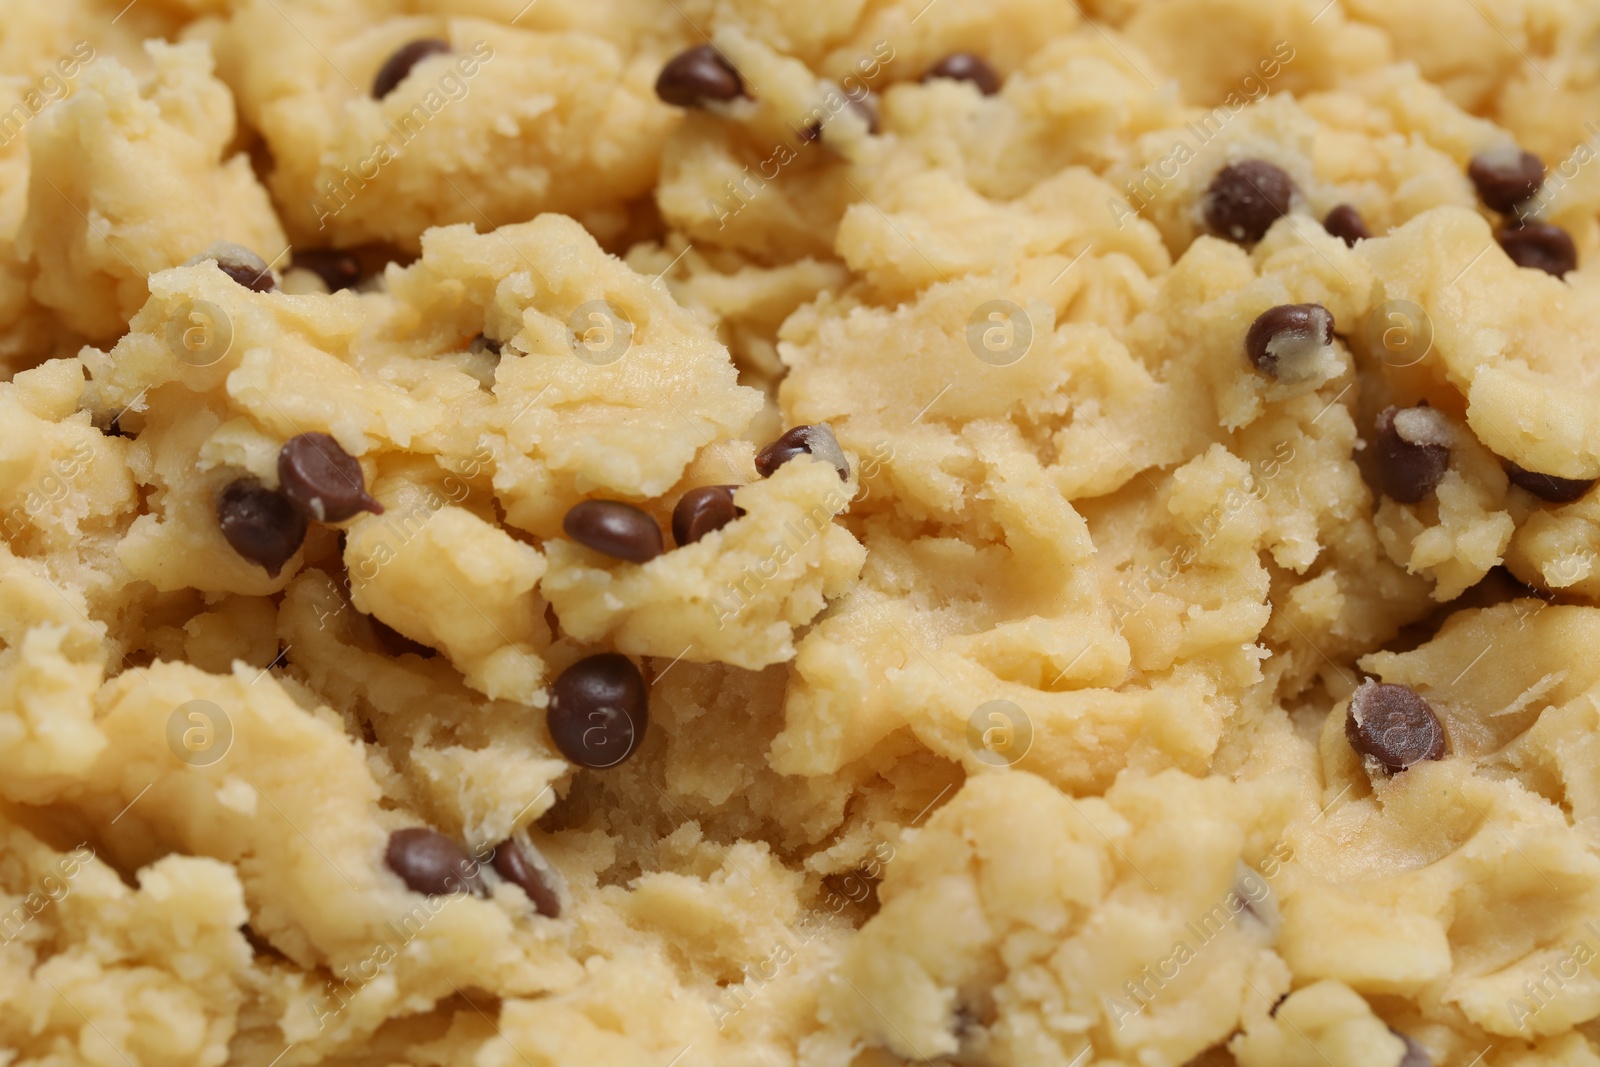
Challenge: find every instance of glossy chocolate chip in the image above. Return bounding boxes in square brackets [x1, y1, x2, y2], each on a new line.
[1345, 680, 1446, 772]
[186, 242, 275, 293]
[1394, 1030, 1431, 1067]
[1504, 462, 1595, 503]
[562, 500, 664, 563]
[491, 838, 562, 917]
[655, 44, 745, 108]
[1323, 203, 1371, 246]
[547, 653, 648, 769]
[755, 423, 850, 481]
[216, 479, 307, 578]
[373, 39, 450, 100]
[278, 433, 383, 523]
[292, 249, 363, 292]
[1203, 160, 1296, 245]
[384, 828, 484, 896]
[1373, 404, 1450, 504]
[1467, 148, 1544, 213]
[922, 53, 1001, 95]
[369, 615, 436, 658]
[1245, 303, 1334, 379]
[1496, 222, 1577, 277]
[672, 485, 743, 547]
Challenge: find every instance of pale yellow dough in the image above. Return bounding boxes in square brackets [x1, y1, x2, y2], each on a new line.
[2, 1, 1600, 1066]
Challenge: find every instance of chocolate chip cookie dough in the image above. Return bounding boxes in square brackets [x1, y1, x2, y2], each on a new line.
[4, 1, 1600, 1065]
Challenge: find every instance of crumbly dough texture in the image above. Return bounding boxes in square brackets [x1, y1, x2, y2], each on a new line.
[4, 1, 1600, 1065]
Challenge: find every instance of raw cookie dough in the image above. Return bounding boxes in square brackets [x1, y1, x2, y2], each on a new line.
[3, 1, 1600, 1066]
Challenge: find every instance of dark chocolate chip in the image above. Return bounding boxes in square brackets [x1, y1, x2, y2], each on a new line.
[1496, 222, 1577, 277]
[922, 53, 1001, 95]
[1391, 1029, 1431, 1067]
[547, 653, 648, 769]
[1467, 149, 1544, 213]
[1504, 462, 1595, 503]
[1373, 405, 1450, 504]
[188, 243, 276, 292]
[292, 249, 363, 292]
[848, 95, 879, 135]
[373, 39, 451, 100]
[220, 263, 276, 293]
[1323, 203, 1371, 246]
[1345, 681, 1446, 772]
[384, 827, 485, 896]
[672, 485, 744, 547]
[1245, 303, 1334, 378]
[1203, 160, 1296, 245]
[655, 45, 745, 108]
[278, 433, 383, 524]
[369, 615, 436, 658]
[491, 838, 562, 917]
[755, 423, 850, 481]
[562, 500, 664, 563]
[216, 479, 307, 578]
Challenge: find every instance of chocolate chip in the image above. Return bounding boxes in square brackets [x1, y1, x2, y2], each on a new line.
[755, 423, 850, 481]
[1373, 404, 1450, 504]
[1345, 680, 1446, 772]
[1245, 303, 1335, 380]
[922, 53, 1001, 95]
[292, 249, 363, 292]
[1202, 160, 1296, 245]
[384, 828, 485, 896]
[1504, 462, 1595, 503]
[655, 45, 745, 108]
[1467, 148, 1544, 213]
[491, 838, 561, 917]
[672, 485, 744, 547]
[848, 95, 880, 135]
[547, 653, 648, 769]
[1323, 203, 1371, 246]
[562, 500, 664, 563]
[1391, 1029, 1431, 1067]
[186, 242, 275, 293]
[373, 39, 450, 100]
[369, 615, 436, 658]
[277, 433, 383, 524]
[1496, 222, 1577, 277]
[216, 479, 307, 578]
